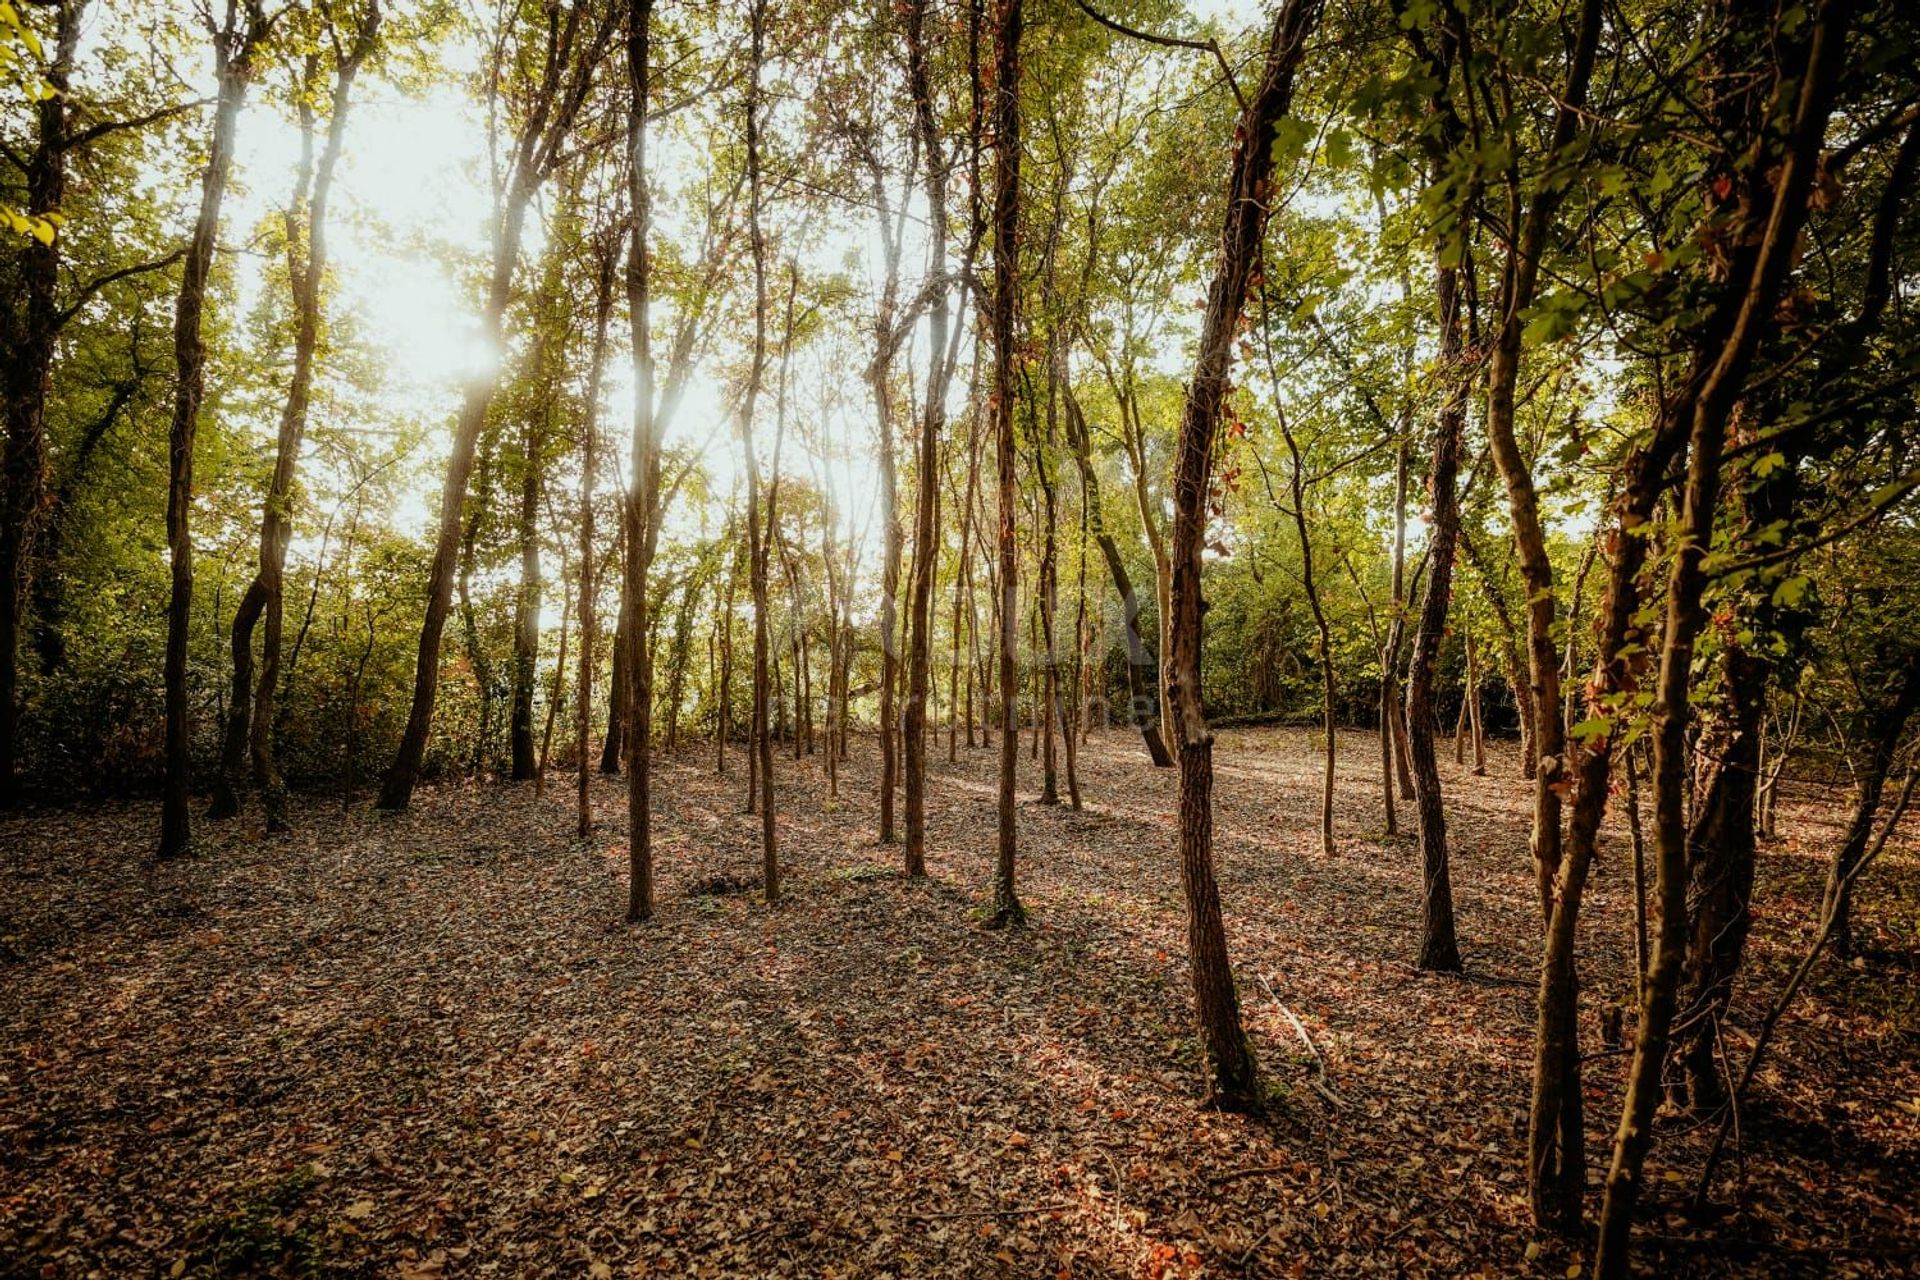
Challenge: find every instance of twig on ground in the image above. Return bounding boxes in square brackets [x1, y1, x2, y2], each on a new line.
[907, 1201, 1075, 1222]
[1261, 974, 1344, 1107]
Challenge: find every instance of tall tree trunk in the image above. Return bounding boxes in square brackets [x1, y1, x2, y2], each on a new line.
[985, 0, 1026, 929]
[1405, 253, 1466, 974]
[162, 4, 271, 857]
[868, 162, 911, 847]
[1163, 0, 1321, 1107]
[742, 0, 777, 901]
[902, 0, 950, 873]
[1278, 406, 1334, 856]
[578, 225, 619, 838]
[1377, 437, 1409, 833]
[380, 1, 606, 811]
[1480, 0, 1604, 927]
[509, 406, 545, 782]
[1060, 382, 1171, 765]
[623, 0, 660, 921]
[381, 180, 538, 808]
[1037, 376, 1061, 806]
[215, 14, 375, 823]
[1595, 9, 1849, 1268]
[717, 541, 737, 775]
[251, 32, 369, 827]
[0, 0, 83, 808]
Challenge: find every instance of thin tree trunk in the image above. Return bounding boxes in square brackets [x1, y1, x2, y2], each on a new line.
[1406, 253, 1467, 974]
[1822, 650, 1920, 957]
[1276, 407, 1334, 856]
[162, 4, 270, 857]
[986, 0, 1026, 929]
[603, 592, 629, 773]
[1164, 0, 1320, 1107]
[578, 224, 619, 838]
[381, 0, 607, 811]
[901, 0, 952, 872]
[1595, 11, 1849, 1266]
[623, 0, 659, 921]
[213, 21, 374, 826]
[742, 1, 778, 901]
[535, 563, 570, 796]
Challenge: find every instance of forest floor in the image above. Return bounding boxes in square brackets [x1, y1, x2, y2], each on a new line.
[2, 727, 1917, 1279]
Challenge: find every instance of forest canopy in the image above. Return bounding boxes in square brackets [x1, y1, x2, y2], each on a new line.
[2, 0, 1918, 1274]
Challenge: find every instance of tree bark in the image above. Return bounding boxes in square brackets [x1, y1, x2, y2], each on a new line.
[1405, 254, 1466, 974]
[986, 0, 1026, 929]
[161, 3, 272, 857]
[578, 223, 620, 838]
[0, 1, 82, 807]
[1061, 381, 1172, 765]
[1595, 8, 1851, 1268]
[623, 0, 659, 920]
[1823, 649, 1920, 957]
[903, 0, 952, 874]
[380, 1, 610, 810]
[742, 0, 777, 902]
[1163, 0, 1321, 1108]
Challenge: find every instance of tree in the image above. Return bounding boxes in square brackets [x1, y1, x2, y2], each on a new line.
[1594, 3, 1855, 1268]
[741, 0, 777, 904]
[985, 0, 1025, 929]
[208, 1, 380, 828]
[160, 0, 278, 859]
[1161, 0, 1320, 1109]
[378, 0, 613, 812]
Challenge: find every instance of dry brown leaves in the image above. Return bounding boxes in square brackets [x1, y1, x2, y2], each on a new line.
[0, 728, 1914, 1278]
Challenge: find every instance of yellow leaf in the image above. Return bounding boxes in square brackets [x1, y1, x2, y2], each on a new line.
[1567, 1265, 1583, 1278]
[344, 1199, 375, 1219]
[170, 1261, 186, 1279]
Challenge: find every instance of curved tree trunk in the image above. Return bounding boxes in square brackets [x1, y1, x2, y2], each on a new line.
[1823, 649, 1920, 957]
[1163, 0, 1321, 1108]
[1595, 10, 1850, 1267]
[162, 5, 271, 857]
[1405, 254, 1466, 975]
[902, 0, 951, 874]
[742, 0, 777, 903]
[1061, 380, 1172, 765]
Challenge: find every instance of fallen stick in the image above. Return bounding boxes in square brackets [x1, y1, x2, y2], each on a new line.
[908, 1202, 1075, 1222]
[1261, 975, 1344, 1107]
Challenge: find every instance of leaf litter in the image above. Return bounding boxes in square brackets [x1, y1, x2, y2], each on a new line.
[1, 728, 1914, 1277]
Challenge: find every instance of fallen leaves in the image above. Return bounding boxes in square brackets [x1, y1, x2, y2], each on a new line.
[0, 731, 1913, 1277]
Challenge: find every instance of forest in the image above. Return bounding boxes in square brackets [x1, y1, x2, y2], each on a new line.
[1, 0, 1917, 1274]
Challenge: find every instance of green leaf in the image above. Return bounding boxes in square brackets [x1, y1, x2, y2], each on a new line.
[1571, 716, 1612, 743]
